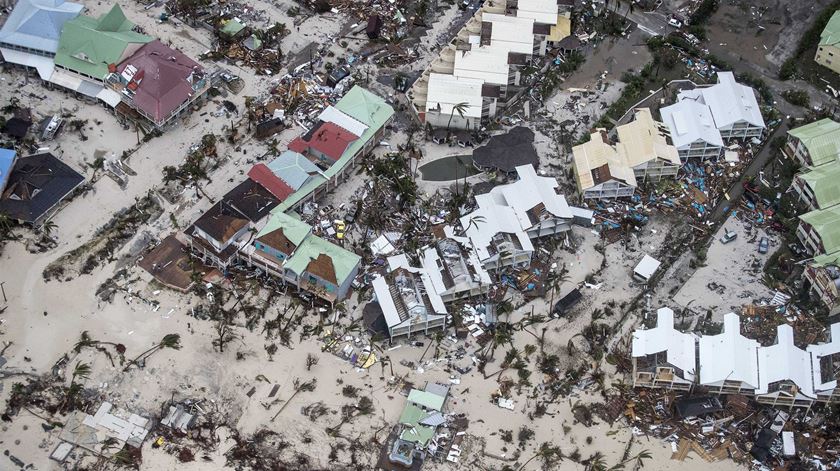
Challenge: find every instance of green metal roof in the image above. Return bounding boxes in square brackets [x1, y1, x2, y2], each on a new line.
[812, 250, 840, 268]
[397, 403, 436, 446]
[221, 18, 245, 36]
[273, 86, 393, 213]
[283, 234, 360, 284]
[820, 11, 840, 46]
[256, 212, 310, 246]
[800, 205, 840, 254]
[788, 119, 840, 167]
[407, 389, 445, 411]
[54, 4, 151, 79]
[797, 162, 840, 209]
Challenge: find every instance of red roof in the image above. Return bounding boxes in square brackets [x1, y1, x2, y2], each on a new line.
[247, 163, 294, 200]
[287, 121, 359, 161]
[117, 40, 205, 124]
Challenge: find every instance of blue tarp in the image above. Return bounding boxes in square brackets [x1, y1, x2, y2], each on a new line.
[0, 148, 17, 194]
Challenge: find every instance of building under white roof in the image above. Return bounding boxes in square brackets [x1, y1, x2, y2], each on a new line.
[698, 313, 760, 390]
[482, 13, 535, 55]
[486, 164, 573, 234]
[756, 324, 815, 400]
[461, 193, 534, 267]
[421, 229, 492, 302]
[631, 307, 697, 383]
[678, 71, 765, 139]
[425, 73, 484, 119]
[453, 47, 510, 85]
[807, 323, 840, 398]
[660, 99, 723, 151]
[317, 105, 369, 137]
[515, 0, 559, 24]
[372, 254, 448, 339]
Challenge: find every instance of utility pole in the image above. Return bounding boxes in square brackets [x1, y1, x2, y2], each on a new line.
[0, 281, 6, 303]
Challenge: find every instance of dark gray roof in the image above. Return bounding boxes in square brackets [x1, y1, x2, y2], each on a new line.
[472, 127, 538, 173]
[0, 152, 84, 223]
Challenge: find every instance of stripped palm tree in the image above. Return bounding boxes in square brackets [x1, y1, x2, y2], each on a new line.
[446, 102, 469, 132]
[123, 334, 181, 371]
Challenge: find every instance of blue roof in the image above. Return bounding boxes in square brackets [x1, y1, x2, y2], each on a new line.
[0, 0, 83, 54]
[266, 150, 322, 190]
[0, 148, 18, 194]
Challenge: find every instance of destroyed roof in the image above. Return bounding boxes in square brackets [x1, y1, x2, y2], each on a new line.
[756, 324, 815, 399]
[631, 307, 696, 382]
[788, 118, 840, 167]
[461, 193, 534, 261]
[616, 109, 681, 168]
[407, 389, 445, 411]
[255, 211, 311, 247]
[796, 162, 840, 208]
[116, 40, 205, 123]
[572, 131, 637, 191]
[547, 13, 571, 42]
[678, 71, 765, 130]
[659, 99, 724, 150]
[248, 163, 295, 200]
[515, 0, 559, 24]
[421, 234, 492, 294]
[0, 148, 17, 193]
[274, 86, 393, 213]
[487, 164, 573, 224]
[472, 127, 539, 173]
[820, 10, 840, 46]
[54, 4, 152, 79]
[288, 120, 360, 161]
[283, 233, 360, 285]
[800, 205, 840, 254]
[481, 13, 535, 55]
[807, 323, 840, 395]
[698, 313, 760, 389]
[453, 47, 510, 85]
[0, 152, 84, 224]
[0, 0, 83, 54]
[192, 180, 278, 243]
[317, 106, 368, 137]
[373, 254, 448, 330]
[220, 18, 246, 36]
[425, 73, 484, 119]
[398, 403, 437, 446]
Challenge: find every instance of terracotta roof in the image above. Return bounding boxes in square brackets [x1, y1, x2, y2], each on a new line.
[288, 121, 359, 161]
[248, 163, 294, 200]
[117, 40, 205, 123]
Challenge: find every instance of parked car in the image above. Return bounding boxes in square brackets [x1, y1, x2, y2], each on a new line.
[720, 228, 737, 244]
[758, 237, 769, 254]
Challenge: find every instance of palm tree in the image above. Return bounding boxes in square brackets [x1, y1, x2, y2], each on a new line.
[0, 214, 13, 237]
[608, 449, 652, 470]
[517, 442, 563, 470]
[460, 215, 486, 236]
[123, 333, 181, 371]
[446, 102, 469, 132]
[60, 361, 91, 411]
[41, 220, 57, 238]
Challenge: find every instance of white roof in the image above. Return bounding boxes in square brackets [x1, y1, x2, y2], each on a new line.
[317, 105, 368, 137]
[453, 47, 510, 85]
[425, 73, 484, 119]
[0, 47, 55, 80]
[487, 164, 573, 225]
[660, 99, 724, 150]
[677, 71, 765, 130]
[633, 254, 661, 279]
[482, 13, 535, 55]
[372, 275, 401, 328]
[807, 323, 840, 395]
[631, 307, 697, 381]
[461, 194, 534, 262]
[421, 230, 492, 295]
[0, 0, 83, 54]
[756, 324, 815, 399]
[515, 0, 559, 24]
[698, 313, 760, 388]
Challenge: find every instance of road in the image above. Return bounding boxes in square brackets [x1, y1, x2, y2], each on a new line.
[708, 122, 790, 225]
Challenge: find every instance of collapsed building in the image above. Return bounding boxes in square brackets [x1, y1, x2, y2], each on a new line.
[631, 308, 840, 408]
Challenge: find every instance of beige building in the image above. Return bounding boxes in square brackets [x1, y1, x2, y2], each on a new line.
[816, 11, 840, 74]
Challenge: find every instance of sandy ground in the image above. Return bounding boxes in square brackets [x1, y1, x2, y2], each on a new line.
[0, 2, 777, 471]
